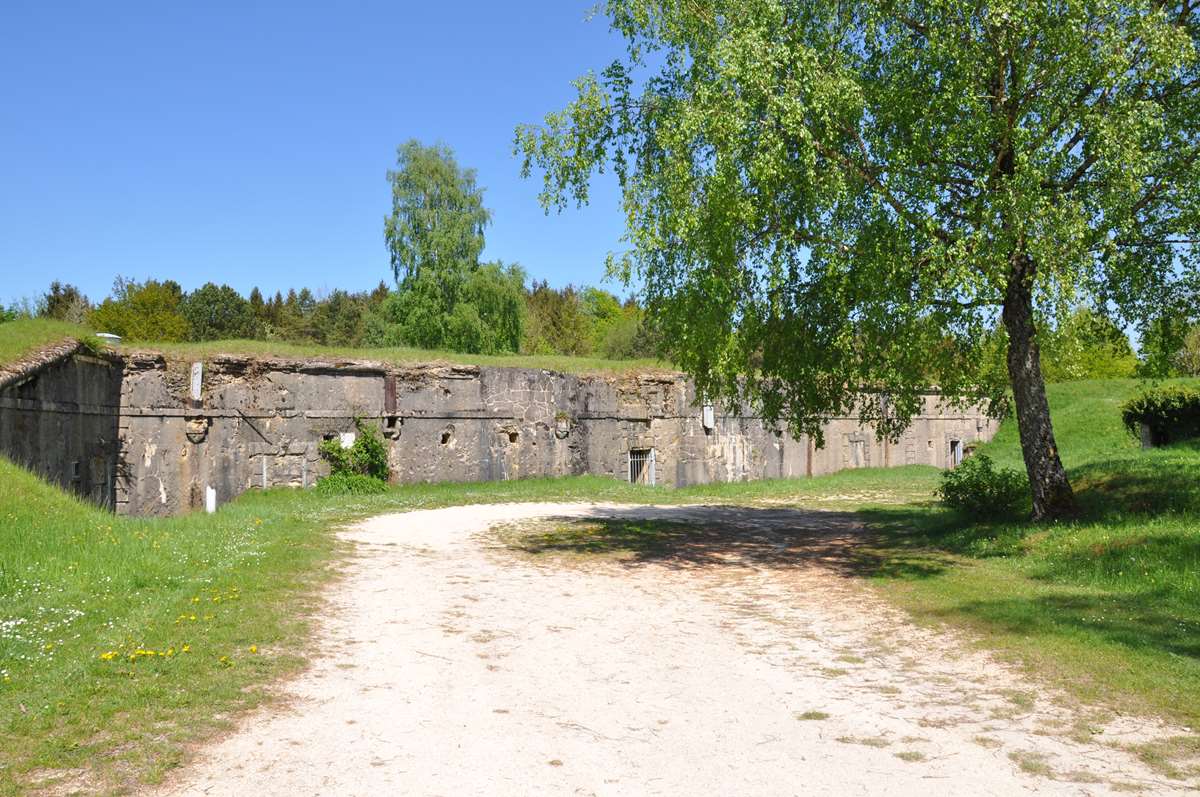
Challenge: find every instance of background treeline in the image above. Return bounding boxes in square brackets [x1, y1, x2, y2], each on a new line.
[0, 276, 658, 360]
[8, 278, 1197, 377]
[3, 139, 1194, 374]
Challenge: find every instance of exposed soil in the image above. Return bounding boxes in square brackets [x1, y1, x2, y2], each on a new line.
[156, 503, 1189, 795]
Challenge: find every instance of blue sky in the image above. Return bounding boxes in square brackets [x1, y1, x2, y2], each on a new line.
[0, 1, 629, 306]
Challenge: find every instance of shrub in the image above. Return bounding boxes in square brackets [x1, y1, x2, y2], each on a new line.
[936, 454, 1028, 518]
[1121, 386, 1200, 446]
[318, 419, 390, 481]
[314, 472, 389, 496]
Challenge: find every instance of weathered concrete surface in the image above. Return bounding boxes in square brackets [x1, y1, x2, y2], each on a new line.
[0, 341, 122, 508]
[0, 344, 997, 515]
[116, 353, 997, 516]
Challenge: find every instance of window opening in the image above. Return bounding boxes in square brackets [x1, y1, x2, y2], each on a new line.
[629, 448, 656, 485]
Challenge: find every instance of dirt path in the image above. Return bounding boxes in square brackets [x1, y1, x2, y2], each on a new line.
[159, 503, 1185, 796]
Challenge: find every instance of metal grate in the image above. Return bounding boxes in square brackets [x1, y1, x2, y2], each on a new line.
[629, 448, 656, 485]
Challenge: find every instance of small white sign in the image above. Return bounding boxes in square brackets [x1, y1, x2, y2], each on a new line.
[339, 432, 357, 449]
[190, 362, 203, 402]
[205, 486, 216, 514]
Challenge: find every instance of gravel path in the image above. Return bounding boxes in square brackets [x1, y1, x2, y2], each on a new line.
[158, 503, 1186, 796]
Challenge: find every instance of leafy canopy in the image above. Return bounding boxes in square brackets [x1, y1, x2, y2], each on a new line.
[518, 0, 1200, 443]
[385, 140, 490, 286]
[379, 141, 526, 354]
[89, 277, 189, 342]
[181, 283, 258, 342]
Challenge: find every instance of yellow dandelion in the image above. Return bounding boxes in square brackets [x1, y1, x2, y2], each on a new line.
[182, 644, 192, 653]
[249, 645, 258, 654]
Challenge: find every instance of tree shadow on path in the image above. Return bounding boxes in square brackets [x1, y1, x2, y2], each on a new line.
[505, 504, 953, 580]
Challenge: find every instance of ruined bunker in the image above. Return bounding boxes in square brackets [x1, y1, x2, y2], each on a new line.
[0, 343, 998, 516]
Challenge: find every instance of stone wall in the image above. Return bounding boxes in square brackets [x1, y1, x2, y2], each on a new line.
[0, 345, 998, 516]
[0, 342, 122, 508]
[115, 352, 998, 516]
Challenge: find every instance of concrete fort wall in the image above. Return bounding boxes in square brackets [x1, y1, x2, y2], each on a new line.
[115, 353, 999, 517]
[0, 342, 123, 508]
[0, 345, 999, 516]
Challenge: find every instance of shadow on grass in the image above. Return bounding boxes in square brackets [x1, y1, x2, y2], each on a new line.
[1073, 444, 1200, 517]
[924, 588, 1200, 661]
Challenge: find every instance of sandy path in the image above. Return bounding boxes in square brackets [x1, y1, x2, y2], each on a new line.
[158, 503, 1186, 796]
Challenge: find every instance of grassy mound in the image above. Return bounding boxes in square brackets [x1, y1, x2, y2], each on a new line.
[148, 338, 670, 375]
[865, 378, 1200, 735]
[0, 320, 669, 376]
[0, 319, 98, 368]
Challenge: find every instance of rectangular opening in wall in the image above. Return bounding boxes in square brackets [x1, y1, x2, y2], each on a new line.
[629, 448, 656, 486]
[949, 439, 964, 468]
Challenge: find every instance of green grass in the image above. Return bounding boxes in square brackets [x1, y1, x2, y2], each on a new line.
[0, 319, 98, 368]
[144, 338, 671, 375]
[851, 382, 1200, 727]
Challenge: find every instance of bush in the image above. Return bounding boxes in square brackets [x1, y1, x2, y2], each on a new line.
[1121, 386, 1200, 446]
[318, 419, 390, 481]
[936, 454, 1028, 518]
[314, 473, 389, 496]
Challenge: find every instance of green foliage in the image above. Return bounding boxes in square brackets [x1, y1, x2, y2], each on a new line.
[310, 289, 368, 348]
[317, 419, 390, 482]
[451, 263, 526, 354]
[1039, 308, 1138, 382]
[524, 282, 592, 355]
[371, 262, 527, 354]
[1173, 325, 1200, 377]
[88, 277, 189, 342]
[314, 472, 389, 496]
[1138, 315, 1193, 377]
[518, 0, 1200, 516]
[181, 283, 259, 341]
[1121, 386, 1200, 445]
[384, 140, 490, 286]
[375, 141, 525, 354]
[39, 282, 91, 324]
[936, 455, 1028, 518]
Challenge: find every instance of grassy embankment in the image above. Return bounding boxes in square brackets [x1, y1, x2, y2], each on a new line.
[0, 320, 97, 368]
[0, 317, 670, 375]
[149, 338, 670, 375]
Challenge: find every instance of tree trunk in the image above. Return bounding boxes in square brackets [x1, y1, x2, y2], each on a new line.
[1002, 257, 1077, 521]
